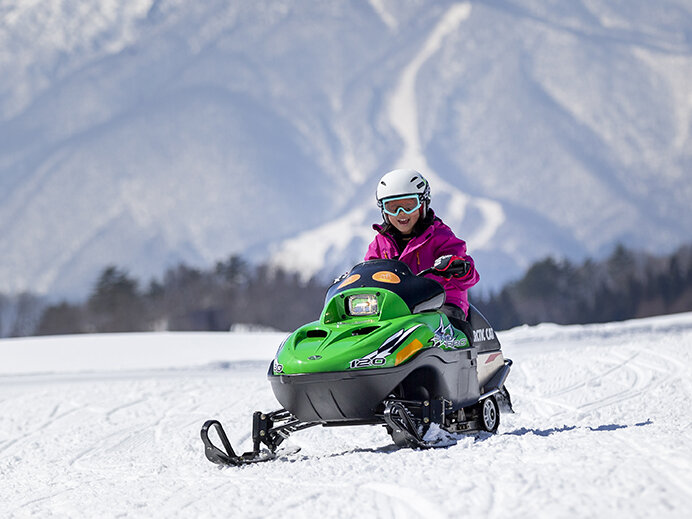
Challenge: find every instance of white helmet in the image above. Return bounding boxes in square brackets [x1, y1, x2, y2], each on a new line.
[376, 168, 431, 214]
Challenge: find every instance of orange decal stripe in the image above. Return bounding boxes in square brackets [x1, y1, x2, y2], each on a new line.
[372, 271, 401, 284]
[338, 274, 361, 289]
[395, 339, 424, 366]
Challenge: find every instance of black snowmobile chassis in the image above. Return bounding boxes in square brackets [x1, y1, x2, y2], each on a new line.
[201, 360, 512, 466]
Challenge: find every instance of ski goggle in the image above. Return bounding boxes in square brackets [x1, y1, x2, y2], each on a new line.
[381, 195, 422, 216]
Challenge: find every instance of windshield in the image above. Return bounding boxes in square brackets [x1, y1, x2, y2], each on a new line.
[325, 259, 444, 314]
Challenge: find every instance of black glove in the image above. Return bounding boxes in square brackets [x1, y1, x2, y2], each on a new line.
[433, 255, 470, 278]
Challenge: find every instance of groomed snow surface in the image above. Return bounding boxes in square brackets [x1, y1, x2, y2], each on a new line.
[2, 313, 692, 518]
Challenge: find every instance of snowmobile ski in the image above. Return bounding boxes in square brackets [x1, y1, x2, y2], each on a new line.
[201, 410, 319, 466]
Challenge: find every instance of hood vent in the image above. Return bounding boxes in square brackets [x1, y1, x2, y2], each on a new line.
[351, 326, 379, 337]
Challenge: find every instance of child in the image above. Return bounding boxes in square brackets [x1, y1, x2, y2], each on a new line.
[364, 168, 479, 330]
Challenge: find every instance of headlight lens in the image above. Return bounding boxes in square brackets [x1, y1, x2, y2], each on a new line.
[347, 294, 378, 316]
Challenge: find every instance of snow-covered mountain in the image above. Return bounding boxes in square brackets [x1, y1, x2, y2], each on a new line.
[1, 0, 690, 298]
[2, 312, 692, 516]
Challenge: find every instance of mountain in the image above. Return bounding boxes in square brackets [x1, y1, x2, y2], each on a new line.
[0, 0, 690, 298]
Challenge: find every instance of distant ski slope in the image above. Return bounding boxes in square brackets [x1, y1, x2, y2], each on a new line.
[1, 312, 691, 517]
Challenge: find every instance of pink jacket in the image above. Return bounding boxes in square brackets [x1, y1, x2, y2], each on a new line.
[364, 216, 479, 315]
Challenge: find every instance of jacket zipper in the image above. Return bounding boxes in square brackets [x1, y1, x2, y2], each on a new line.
[382, 232, 431, 263]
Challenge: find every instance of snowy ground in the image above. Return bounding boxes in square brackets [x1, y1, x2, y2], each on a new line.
[1, 313, 692, 518]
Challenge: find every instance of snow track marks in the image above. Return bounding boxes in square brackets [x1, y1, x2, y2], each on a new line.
[1, 317, 691, 517]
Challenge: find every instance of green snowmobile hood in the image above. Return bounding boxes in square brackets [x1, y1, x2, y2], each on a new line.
[272, 287, 470, 375]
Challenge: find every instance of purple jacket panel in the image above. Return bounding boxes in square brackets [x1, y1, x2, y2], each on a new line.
[364, 218, 479, 315]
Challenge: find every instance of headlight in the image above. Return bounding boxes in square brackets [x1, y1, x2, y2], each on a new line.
[347, 294, 378, 316]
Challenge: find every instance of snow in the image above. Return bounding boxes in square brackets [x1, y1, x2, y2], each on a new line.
[385, 1, 505, 252]
[388, 2, 472, 167]
[0, 332, 286, 375]
[268, 207, 376, 281]
[2, 312, 692, 517]
[368, 0, 398, 31]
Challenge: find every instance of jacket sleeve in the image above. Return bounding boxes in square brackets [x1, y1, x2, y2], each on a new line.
[428, 226, 480, 292]
[364, 236, 381, 261]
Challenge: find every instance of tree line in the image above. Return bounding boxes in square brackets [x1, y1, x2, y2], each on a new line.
[473, 243, 692, 330]
[1, 243, 691, 338]
[34, 257, 327, 336]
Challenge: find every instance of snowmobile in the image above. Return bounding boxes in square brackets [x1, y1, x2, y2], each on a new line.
[201, 256, 512, 466]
